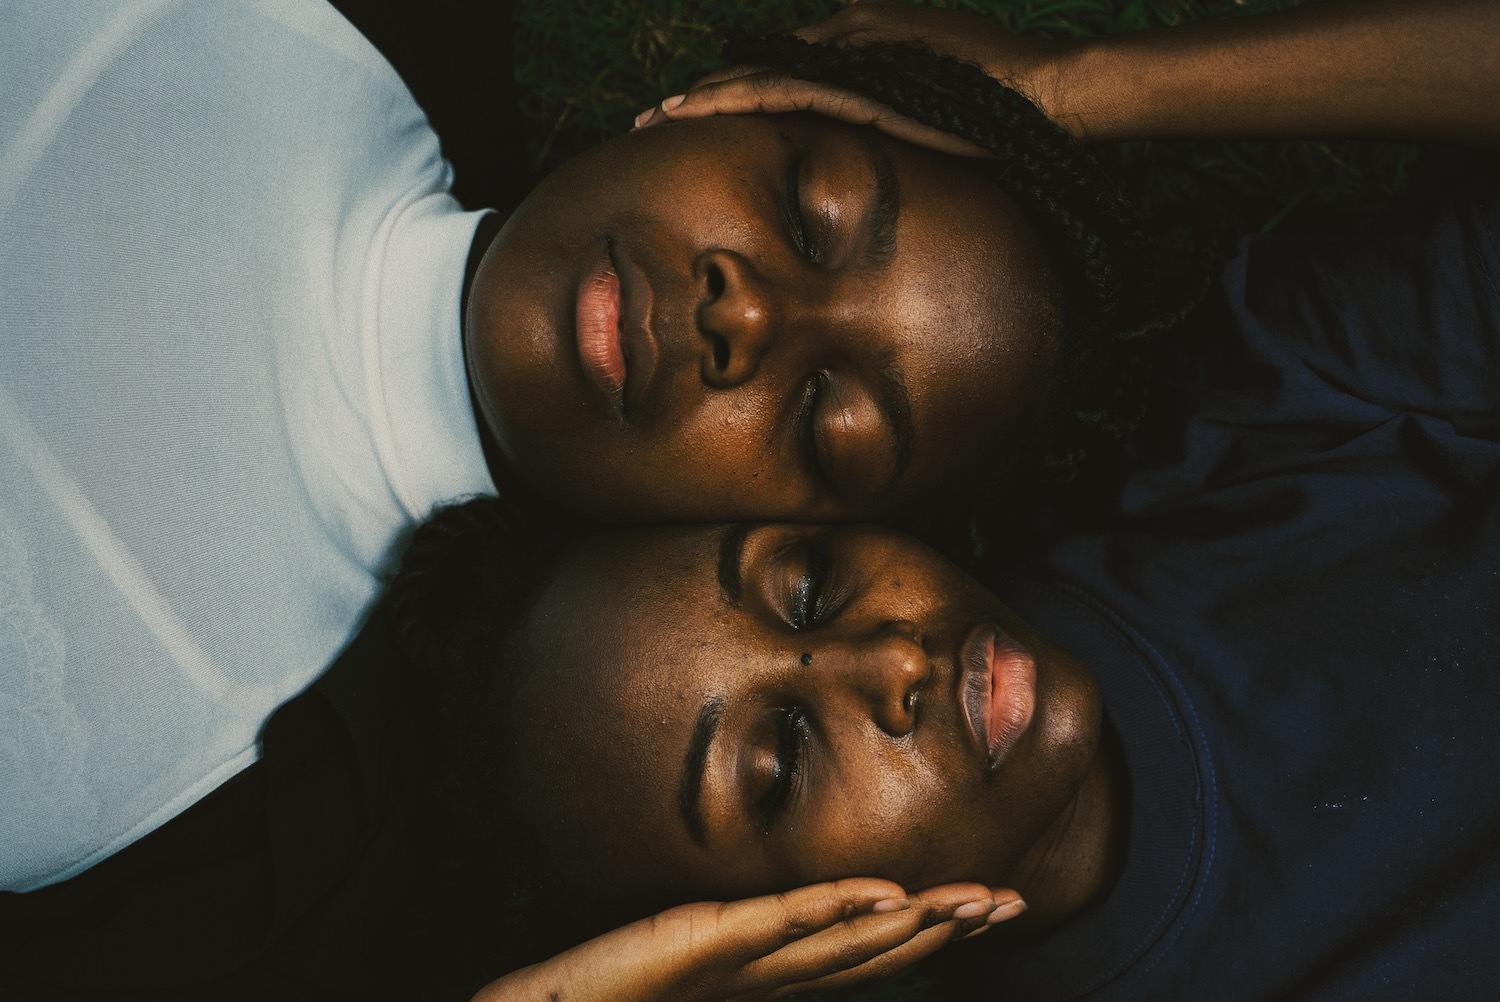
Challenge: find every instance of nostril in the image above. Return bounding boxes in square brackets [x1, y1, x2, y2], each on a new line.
[709, 332, 730, 371]
[705, 261, 725, 299]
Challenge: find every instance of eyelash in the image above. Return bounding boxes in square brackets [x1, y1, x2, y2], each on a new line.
[790, 530, 832, 630]
[757, 707, 808, 830]
[784, 154, 821, 263]
[794, 372, 827, 482]
[756, 530, 842, 830]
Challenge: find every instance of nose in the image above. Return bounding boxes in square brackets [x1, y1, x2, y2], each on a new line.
[813, 619, 930, 738]
[695, 249, 776, 388]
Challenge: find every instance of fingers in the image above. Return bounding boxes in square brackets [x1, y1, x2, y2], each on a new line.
[905, 883, 1026, 933]
[627, 0, 997, 158]
[905, 882, 1026, 940]
[737, 885, 1024, 992]
[633, 73, 991, 158]
[769, 889, 1027, 997]
[964, 890, 1028, 938]
[636, 73, 889, 130]
[704, 877, 911, 958]
[740, 899, 969, 989]
[906, 881, 1015, 911]
[683, 64, 765, 93]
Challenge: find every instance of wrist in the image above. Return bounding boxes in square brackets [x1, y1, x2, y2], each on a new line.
[1044, 34, 1154, 143]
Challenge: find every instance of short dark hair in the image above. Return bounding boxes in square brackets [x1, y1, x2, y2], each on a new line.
[381, 496, 589, 999]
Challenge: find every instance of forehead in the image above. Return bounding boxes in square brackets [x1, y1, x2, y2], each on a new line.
[519, 524, 729, 684]
[506, 525, 734, 879]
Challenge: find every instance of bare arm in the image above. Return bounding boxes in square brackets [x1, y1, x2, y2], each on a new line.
[641, 0, 1500, 148]
[1052, 0, 1500, 143]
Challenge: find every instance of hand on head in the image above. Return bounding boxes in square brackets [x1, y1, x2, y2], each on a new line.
[468, 4, 1159, 528]
[466, 109, 1071, 524]
[634, 0, 1072, 153]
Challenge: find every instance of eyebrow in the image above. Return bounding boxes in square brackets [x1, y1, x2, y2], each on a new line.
[859, 133, 900, 270]
[679, 695, 725, 846]
[679, 525, 756, 845]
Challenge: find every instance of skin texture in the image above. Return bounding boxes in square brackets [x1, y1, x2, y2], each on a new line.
[466, 113, 1064, 522]
[502, 523, 1120, 924]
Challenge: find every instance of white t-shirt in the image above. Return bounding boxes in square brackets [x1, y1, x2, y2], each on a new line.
[0, 0, 496, 891]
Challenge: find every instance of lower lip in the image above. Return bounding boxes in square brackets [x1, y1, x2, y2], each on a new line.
[575, 248, 626, 413]
[968, 627, 1038, 768]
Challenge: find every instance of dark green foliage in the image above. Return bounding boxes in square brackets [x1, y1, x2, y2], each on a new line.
[514, 0, 841, 171]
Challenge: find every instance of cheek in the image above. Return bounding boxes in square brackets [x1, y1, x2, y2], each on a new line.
[897, 188, 1060, 392]
[500, 392, 793, 519]
[625, 392, 823, 519]
[891, 269, 1057, 494]
[795, 750, 965, 884]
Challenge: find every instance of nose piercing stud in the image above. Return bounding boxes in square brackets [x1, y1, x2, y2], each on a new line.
[800, 652, 813, 667]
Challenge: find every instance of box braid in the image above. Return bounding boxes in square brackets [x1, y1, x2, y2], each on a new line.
[724, 33, 1194, 502]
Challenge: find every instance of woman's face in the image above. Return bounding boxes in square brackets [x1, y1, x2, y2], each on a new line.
[506, 523, 1102, 907]
[468, 114, 1063, 522]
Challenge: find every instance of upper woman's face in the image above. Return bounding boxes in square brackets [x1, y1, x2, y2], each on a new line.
[468, 114, 1063, 521]
[506, 523, 1102, 906]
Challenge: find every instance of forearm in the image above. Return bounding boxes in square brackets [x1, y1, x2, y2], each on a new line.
[1046, 0, 1500, 143]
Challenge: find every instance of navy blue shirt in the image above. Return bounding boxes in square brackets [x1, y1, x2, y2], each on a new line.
[957, 165, 1500, 999]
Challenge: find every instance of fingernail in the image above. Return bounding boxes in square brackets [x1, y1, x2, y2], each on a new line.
[871, 897, 910, 913]
[986, 897, 1028, 924]
[632, 108, 653, 129]
[951, 899, 996, 921]
[660, 93, 686, 112]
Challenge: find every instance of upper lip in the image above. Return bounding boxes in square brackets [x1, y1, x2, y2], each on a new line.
[956, 623, 1035, 770]
[610, 241, 659, 420]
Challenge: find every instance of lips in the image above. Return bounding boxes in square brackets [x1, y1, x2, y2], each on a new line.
[960, 625, 1038, 769]
[575, 245, 626, 413]
[574, 240, 658, 420]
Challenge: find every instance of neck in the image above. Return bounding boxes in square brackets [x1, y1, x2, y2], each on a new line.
[1005, 724, 1127, 934]
[460, 214, 517, 497]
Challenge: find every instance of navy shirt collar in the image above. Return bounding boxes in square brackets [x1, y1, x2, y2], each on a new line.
[948, 573, 1216, 999]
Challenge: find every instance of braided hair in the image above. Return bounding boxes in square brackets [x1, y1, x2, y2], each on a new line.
[725, 34, 1198, 527]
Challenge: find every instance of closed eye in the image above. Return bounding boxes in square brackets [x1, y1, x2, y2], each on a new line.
[790, 529, 832, 630]
[793, 371, 827, 483]
[757, 707, 808, 831]
[783, 153, 820, 263]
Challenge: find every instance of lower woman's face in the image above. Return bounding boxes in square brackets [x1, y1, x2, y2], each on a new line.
[509, 524, 1102, 906]
[468, 114, 1063, 522]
